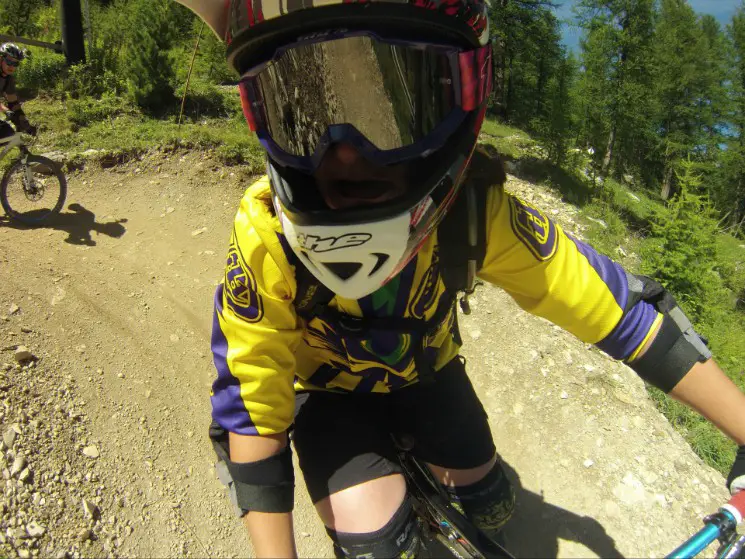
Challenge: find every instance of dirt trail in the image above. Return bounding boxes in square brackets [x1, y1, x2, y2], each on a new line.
[0, 149, 730, 558]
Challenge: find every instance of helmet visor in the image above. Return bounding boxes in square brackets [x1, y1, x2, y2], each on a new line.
[239, 32, 491, 171]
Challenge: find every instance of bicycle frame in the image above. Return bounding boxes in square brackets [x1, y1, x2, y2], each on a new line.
[0, 129, 34, 187]
[0, 129, 23, 157]
[397, 445, 515, 559]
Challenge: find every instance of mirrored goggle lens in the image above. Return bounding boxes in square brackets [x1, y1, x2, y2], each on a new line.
[239, 35, 463, 157]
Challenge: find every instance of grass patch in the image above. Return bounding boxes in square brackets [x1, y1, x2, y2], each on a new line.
[22, 96, 264, 171]
[481, 119, 531, 139]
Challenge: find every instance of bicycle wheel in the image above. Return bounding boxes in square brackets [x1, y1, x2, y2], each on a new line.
[0, 155, 67, 225]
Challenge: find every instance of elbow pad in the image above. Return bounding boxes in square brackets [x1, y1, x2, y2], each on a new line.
[626, 275, 711, 393]
[210, 421, 295, 516]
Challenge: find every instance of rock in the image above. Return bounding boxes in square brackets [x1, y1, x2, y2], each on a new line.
[82, 498, 100, 520]
[560, 391, 569, 399]
[14, 346, 34, 363]
[10, 454, 27, 477]
[26, 522, 45, 538]
[612, 472, 647, 505]
[191, 227, 207, 237]
[3, 426, 18, 448]
[82, 445, 100, 459]
[19, 467, 31, 482]
[78, 528, 93, 542]
[18, 549, 31, 559]
[583, 459, 594, 468]
[9, 303, 20, 314]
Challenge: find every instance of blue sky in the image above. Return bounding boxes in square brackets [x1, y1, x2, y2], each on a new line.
[555, 0, 743, 51]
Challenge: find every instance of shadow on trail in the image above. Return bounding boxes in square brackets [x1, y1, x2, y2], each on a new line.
[0, 203, 128, 246]
[501, 460, 624, 558]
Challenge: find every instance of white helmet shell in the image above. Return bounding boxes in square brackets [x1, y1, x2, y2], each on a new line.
[277, 198, 429, 300]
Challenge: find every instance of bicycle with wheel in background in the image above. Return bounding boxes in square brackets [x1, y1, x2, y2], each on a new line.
[0, 114, 66, 225]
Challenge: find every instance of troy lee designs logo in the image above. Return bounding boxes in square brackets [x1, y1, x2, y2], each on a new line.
[296, 233, 372, 253]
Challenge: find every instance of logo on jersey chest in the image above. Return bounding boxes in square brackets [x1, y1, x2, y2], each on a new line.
[225, 234, 263, 323]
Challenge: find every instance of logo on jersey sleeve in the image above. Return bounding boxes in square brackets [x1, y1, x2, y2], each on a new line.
[508, 195, 558, 261]
[225, 234, 264, 323]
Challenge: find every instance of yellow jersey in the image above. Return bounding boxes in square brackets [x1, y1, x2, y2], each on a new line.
[210, 177, 661, 436]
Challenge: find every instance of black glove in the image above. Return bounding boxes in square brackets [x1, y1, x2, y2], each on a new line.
[24, 123, 37, 136]
[727, 445, 745, 495]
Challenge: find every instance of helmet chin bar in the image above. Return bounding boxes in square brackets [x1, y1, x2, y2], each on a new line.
[278, 206, 414, 300]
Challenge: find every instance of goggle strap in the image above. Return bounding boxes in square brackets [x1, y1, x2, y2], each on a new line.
[458, 45, 492, 112]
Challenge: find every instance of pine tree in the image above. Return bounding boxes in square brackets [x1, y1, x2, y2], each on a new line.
[574, 0, 657, 181]
[717, 4, 745, 235]
[488, 0, 563, 125]
[122, 0, 180, 111]
[645, 158, 719, 319]
[652, 0, 727, 200]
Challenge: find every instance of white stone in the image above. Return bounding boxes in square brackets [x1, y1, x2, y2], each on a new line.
[26, 522, 45, 538]
[82, 445, 100, 459]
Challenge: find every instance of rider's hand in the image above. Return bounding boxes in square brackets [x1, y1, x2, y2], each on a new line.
[25, 124, 38, 136]
[727, 445, 745, 495]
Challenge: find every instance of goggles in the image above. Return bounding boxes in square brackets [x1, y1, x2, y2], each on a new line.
[238, 31, 492, 172]
[3, 57, 19, 68]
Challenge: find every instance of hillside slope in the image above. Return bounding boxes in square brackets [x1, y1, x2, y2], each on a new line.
[0, 150, 728, 558]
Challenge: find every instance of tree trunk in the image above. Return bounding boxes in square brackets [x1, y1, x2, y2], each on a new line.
[492, 34, 508, 120]
[505, 54, 514, 122]
[661, 164, 674, 200]
[601, 125, 616, 176]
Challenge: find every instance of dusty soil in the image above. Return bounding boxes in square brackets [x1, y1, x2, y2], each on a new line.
[0, 148, 730, 558]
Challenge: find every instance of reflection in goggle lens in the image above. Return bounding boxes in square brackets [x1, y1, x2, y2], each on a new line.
[251, 36, 456, 157]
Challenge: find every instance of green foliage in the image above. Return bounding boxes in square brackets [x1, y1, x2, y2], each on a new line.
[652, 0, 728, 200]
[14, 49, 67, 97]
[0, 0, 44, 35]
[121, 0, 178, 111]
[574, 0, 658, 180]
[66, 93, 138, 128]
[530, 52, 577, 165]
[173, 82, 242, 121]
[643, 159, 720, 319]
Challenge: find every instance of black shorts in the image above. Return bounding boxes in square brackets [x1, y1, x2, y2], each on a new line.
[293, 356, 496, 503]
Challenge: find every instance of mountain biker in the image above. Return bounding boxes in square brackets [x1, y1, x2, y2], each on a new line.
[0, 43, 36, 142]
[176, 1, 745, 557]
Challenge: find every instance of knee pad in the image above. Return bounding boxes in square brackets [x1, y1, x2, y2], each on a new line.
[326, 495, 421, 559]
[448, 462, 515, 538]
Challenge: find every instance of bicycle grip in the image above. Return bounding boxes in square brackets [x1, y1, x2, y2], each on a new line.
[723, 491, 745, 524]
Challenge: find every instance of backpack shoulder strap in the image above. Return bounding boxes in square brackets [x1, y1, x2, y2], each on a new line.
[293, 258, 335, 320]
[438, 148, 497, 314]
